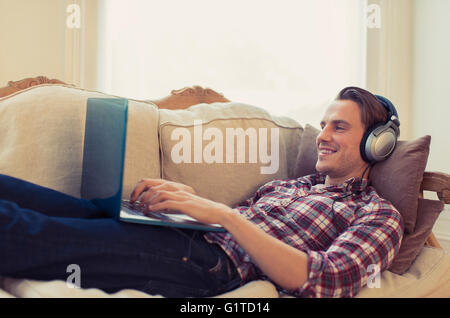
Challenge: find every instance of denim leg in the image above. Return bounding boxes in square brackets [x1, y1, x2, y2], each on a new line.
[0, 174, 105, 218]
[0, 201, 241, 297]
[142, 229, 242, 297]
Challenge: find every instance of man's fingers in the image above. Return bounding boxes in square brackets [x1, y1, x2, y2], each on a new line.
[130, 179, 165, 202]
[146, 200, 182, 213]
[137, 185, 163, 204]
[130, 179, 187, 203]
[137, 183, 184, 204]
[145, 190, 189, 207]
[130, 181, 147, 202]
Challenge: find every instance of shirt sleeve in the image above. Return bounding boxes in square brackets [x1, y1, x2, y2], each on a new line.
[292, 200, 404, 298]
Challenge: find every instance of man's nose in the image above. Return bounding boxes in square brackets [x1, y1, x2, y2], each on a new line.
[317, 126, 332, 144]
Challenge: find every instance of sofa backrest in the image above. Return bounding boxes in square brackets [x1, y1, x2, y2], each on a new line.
[0, 85, 160, 199]
[159, 102, 303, 206]
[0, 85, 305, 206]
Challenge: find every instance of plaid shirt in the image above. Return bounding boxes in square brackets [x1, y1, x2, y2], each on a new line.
[204, 173, 404, 298]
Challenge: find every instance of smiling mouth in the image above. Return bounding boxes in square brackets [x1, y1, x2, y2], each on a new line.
[318, 147, 338, 157]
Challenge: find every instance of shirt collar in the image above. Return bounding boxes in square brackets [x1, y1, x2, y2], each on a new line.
[306, 173, 369, 194]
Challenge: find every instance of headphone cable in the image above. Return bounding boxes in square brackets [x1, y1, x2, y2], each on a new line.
[360, 163, 373, 180]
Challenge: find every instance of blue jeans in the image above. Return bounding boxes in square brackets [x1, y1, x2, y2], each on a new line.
[0, 174, 241, 297]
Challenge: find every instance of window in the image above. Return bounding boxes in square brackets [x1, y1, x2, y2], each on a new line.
[97, 0, 366, 127]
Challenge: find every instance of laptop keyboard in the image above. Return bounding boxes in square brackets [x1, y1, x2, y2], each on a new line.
[120, 199, 224, 231]
[121, 199, 176, 222]
[121, 200, 146, 216]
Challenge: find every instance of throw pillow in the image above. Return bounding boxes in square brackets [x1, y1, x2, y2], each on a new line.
[389, 198, 444, 274]
[370, 136, 431, 235]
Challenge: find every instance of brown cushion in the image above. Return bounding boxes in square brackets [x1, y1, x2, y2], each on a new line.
[389, 198, 444, 274]
[370, 136, 431, 235]
[294, 126, 431, 236]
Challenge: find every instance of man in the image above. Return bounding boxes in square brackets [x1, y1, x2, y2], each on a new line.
[0, 87, 403, 297]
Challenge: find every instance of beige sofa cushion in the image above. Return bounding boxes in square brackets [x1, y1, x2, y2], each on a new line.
[0, 276, 278, 298]
[356, 247, 450, 298]
[0, 85, 160, 199]
[158, 102, 303, 206]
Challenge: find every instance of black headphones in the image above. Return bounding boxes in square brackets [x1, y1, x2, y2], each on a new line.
[360, 95, 400, 163]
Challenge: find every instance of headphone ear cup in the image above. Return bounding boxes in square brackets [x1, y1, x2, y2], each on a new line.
[361, 123, 398, 163]
[360, 124, 381, 163]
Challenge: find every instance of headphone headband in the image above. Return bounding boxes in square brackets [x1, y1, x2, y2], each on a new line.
[375, 95, 401, 130]
[375, 95, 398, 118]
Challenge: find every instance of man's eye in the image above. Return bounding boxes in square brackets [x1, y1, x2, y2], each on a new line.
[335, 126, 345, 131]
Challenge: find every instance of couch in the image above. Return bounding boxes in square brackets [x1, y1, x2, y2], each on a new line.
[0, 83, 449, 298]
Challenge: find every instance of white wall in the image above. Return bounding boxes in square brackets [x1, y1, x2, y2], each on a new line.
[366, 0, 413, 140]
[96, 0, 366, 128]
[412, 0, 450, 250]
[0, 0, 98, 88]
[0, 0, 66, 85]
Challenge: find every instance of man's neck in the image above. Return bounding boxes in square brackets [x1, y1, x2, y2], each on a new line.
[324, 167, 371, 186]
[324, 175, 349, 186]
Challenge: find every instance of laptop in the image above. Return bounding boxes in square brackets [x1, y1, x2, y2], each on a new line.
[80, 98, 225, 232]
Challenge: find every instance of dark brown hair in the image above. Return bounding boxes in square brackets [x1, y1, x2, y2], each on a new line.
[336, 86, 388, 131]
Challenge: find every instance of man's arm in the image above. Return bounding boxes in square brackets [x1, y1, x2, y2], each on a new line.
[130, 179, 309, 291]
[220, 209, 309, 290]
[299, 202, 404, 297]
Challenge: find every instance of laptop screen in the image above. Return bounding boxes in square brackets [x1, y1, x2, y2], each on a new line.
[80, 98, 128, 218]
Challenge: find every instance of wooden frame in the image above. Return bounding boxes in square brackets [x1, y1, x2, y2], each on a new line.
[422, 172, 450, 248]
[0, 77, 230, 110]
[0, 76, 67, 98]
[1, 76, 449, 249]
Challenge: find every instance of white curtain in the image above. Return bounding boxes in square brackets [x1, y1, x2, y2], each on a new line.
[96, 0, 366, 127]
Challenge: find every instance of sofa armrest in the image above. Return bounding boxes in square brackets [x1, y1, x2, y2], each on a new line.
[421, 171, 450, 248]
[0, 76, 68, 97]
[421, 171, 450, 204]
[149, 85, 230, 110]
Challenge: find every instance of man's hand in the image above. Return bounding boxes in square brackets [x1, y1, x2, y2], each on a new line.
[130, 178, 195, 204]
[129, 178, 233, 225]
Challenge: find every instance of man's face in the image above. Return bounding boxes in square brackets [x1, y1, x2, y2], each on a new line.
[316, 99, 368, 184]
